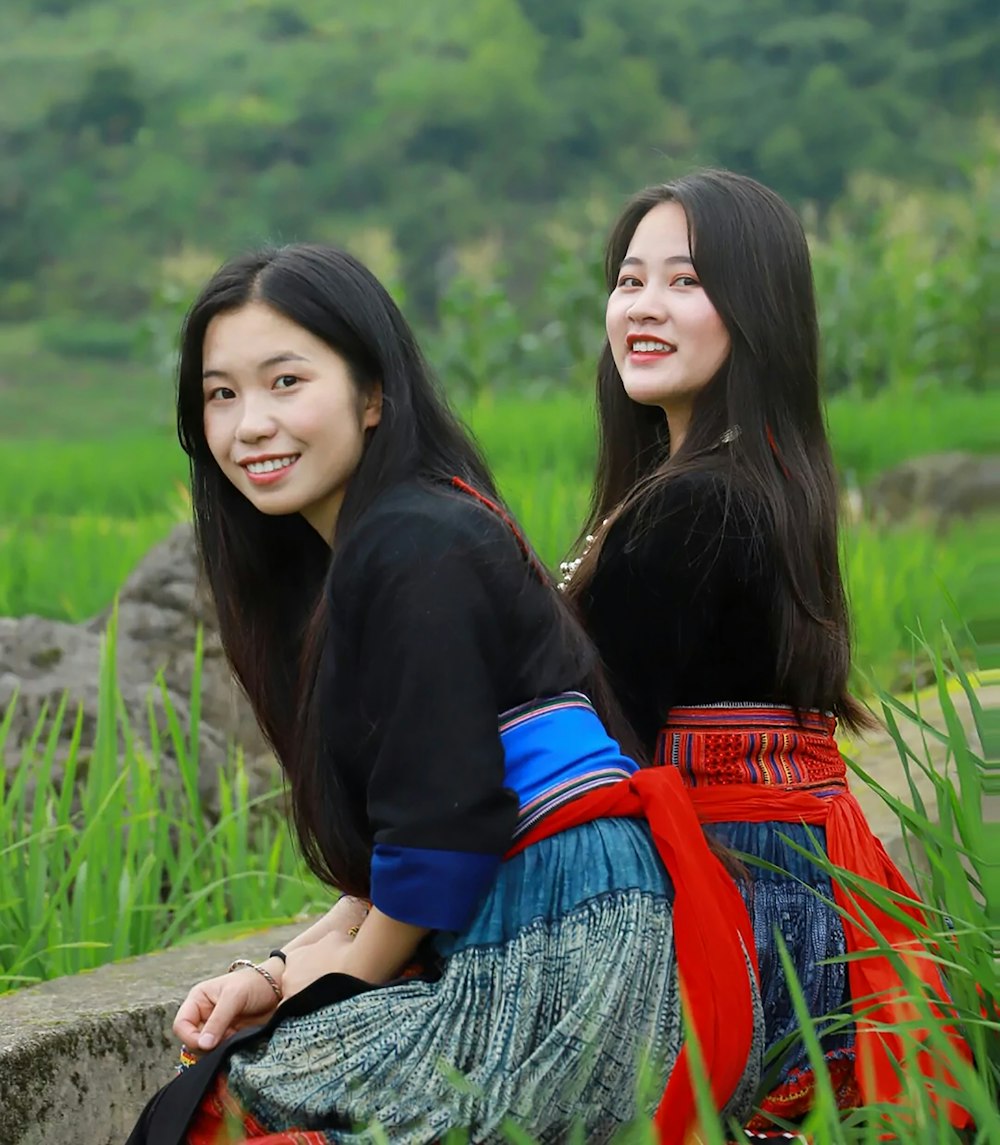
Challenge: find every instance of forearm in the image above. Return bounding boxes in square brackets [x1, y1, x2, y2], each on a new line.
[330, 906, 429, 985]
[282, 897, 369, 952]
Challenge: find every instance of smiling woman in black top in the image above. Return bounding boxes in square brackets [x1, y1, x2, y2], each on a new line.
[566, 170, 972, 1137]
[125, 242, 761, 1144]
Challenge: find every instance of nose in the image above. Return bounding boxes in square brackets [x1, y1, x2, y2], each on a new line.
[235, 393, 278, 443]
[626, 283, 669, 325]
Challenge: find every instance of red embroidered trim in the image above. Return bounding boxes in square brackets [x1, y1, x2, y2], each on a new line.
[450, 476, 550, 583]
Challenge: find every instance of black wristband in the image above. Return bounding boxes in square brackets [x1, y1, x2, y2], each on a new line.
[268, 948, 287, 964]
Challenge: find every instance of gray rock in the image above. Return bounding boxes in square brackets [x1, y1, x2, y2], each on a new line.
[1, 524, 278, 812]
[866, 451, 1000, 529]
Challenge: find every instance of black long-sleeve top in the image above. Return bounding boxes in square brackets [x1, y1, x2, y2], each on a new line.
[320, 478, 593, 931]
[577, 470, 783, 754]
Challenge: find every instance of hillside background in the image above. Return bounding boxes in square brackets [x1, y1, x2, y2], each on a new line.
[1, 0, 997, 395]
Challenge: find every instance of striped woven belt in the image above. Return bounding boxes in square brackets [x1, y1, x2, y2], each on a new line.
[654, 702, 846, 792]
[499, 692, 637, 841]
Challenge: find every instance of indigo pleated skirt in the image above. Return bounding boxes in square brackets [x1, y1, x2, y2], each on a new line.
[155, 819, 760, 1143]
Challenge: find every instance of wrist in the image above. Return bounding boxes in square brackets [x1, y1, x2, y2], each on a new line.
[227, 958, 283, 1001]
[260, 955, 286, 980]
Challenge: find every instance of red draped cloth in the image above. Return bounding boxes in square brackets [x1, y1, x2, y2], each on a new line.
[508, 764, 760, 1143]
[656, 704, 973, 1132]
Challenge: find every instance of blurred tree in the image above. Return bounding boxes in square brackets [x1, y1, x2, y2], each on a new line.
[46, 58, 146, 149]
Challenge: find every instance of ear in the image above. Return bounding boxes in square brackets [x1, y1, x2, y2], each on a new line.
[363, 381, 383, 430]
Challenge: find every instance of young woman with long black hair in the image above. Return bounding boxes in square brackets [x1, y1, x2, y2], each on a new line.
[125, 243, 762, 1144]
[565, 170, 971, 1137]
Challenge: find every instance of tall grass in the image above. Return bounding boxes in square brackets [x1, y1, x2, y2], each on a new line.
[0, 616, 327, 992]
[843, 518, 992, 689]
[650, 639, 1000, 1143]
[2, 621, 996, 1141]
[0, 512, 181, 618]
[775, 643, 999, 1141]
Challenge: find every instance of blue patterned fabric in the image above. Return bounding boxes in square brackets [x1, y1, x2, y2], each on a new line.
[710, 819, 855, 1089]
[222, 819, 762, 1142]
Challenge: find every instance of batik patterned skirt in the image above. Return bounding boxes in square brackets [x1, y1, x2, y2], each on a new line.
[165, 818, 756, 1144]
[656, 706, 859, 1134]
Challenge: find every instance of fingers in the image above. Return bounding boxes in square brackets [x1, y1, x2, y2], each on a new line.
[194, 983, 247, 1051]
[172, 977, 249, 1051]
[173, 989, 213, 1046]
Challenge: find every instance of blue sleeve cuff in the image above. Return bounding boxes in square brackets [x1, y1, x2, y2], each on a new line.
[370, 843, 502, 931]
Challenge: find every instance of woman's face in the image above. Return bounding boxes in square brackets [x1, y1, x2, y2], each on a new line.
[202, 301, 382, 541]
[605, 200, 730, 441]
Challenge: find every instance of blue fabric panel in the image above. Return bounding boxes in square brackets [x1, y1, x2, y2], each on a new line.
[710, 820, 854, 1083]
[371, 842, 501, 931]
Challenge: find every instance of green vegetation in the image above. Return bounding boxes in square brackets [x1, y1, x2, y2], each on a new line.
[0, 619, 327, 990]
[0, 137, 996, 455]
[3, 626, 997, 1142]
[1, 1, 997, 367]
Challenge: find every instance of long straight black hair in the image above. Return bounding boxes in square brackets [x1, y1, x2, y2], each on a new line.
[177, 243, 632, 893]
[568, 170, 869, 729]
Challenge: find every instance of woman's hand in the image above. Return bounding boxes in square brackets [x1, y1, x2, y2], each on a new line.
[173, 966, 281, 1054]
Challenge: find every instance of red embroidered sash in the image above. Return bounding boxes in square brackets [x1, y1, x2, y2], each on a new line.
[657, 704, 973, 1130]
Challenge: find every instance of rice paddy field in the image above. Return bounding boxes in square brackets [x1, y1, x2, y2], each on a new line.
[2, 362, 998, 1141]
[2, 382, 997, 690]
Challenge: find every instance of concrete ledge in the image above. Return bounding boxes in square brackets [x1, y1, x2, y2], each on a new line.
[0, 923, 304, 1145]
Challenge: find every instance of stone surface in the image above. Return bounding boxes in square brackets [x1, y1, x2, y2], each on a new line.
[865, 451, 1000, 529]
[0, 922, 305, 1145]
[87, 523, 267, 755]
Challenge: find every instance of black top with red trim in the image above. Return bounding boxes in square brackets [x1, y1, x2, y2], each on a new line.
[320, 478, 594, 929]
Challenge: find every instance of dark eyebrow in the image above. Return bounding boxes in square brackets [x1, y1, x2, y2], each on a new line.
[620, 255, 695, 269]
[203, 352, 311, 382]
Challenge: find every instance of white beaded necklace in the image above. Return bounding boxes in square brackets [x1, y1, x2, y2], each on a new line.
[557, 519, 608, 592]
[557, 427, 740, 594]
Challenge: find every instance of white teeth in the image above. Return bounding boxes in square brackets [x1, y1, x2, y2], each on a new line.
[631, 340, 675, 353]
[246, 456, 297, 474]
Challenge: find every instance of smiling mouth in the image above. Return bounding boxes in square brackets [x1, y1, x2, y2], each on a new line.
[628, 338, 677, 355]
[623, 332, 678, 352]
[242, 455, 300, 475]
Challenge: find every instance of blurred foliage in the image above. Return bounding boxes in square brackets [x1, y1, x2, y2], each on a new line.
[121, 137, 998, 404]
[0, 0, 997, 334]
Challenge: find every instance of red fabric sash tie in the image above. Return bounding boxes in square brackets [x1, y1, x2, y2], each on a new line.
[656, 703, 971, 1129]
[689, 782, 973, 1129]
[508, 765, 759, 1143]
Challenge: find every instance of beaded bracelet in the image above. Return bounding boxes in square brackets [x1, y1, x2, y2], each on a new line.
[228, 957, 282, 1001]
